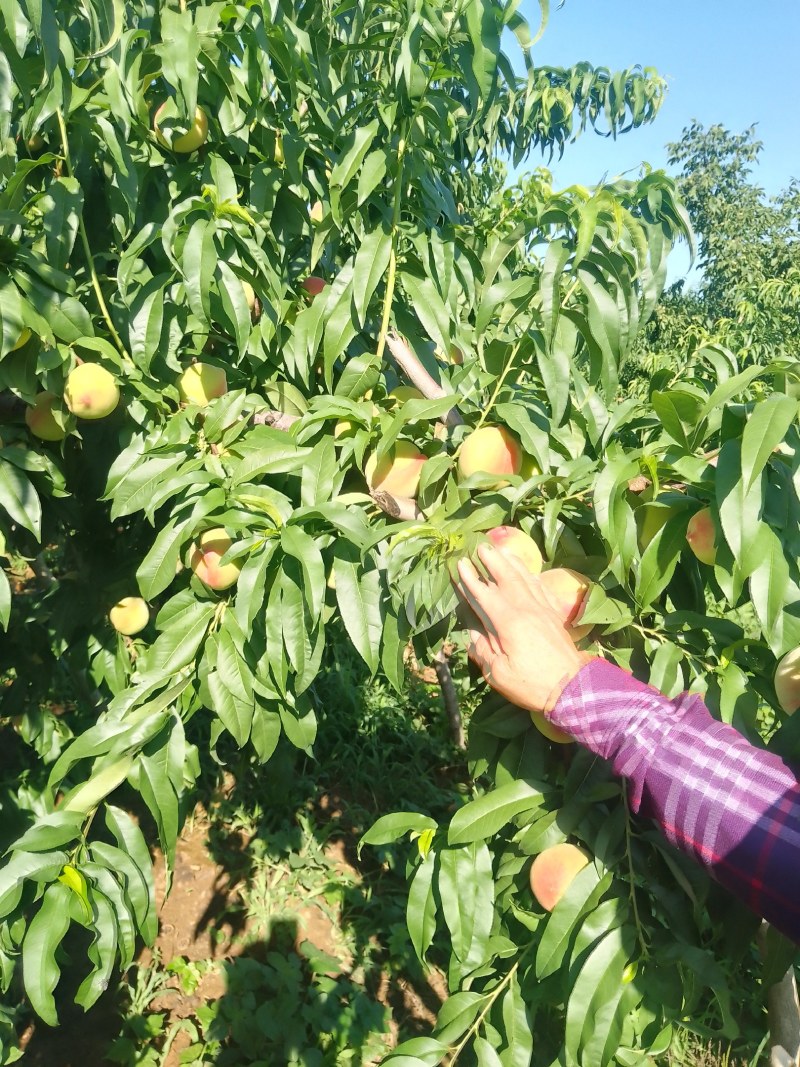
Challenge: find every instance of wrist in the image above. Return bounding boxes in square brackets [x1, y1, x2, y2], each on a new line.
[542, 652, 597, 717]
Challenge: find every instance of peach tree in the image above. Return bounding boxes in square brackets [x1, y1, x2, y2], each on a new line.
[1, 0, 798, 1062]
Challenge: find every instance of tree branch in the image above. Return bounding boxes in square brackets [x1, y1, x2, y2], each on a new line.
[385, 333, 463, 427]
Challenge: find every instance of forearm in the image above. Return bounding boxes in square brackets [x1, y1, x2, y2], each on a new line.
[554, 659, 800, 944]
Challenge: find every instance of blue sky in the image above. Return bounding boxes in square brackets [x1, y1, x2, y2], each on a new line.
[513, 0, 800, 283]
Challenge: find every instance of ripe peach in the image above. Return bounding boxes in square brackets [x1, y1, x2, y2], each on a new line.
[774, 646, 800, 715]
[189, 528, 241, 590]
[154, 103, 208, 153]
[530, 710, 573, 744]
[538, 568, 593, 641]
[25, 393, 65, 441]
[530, 843, 589, 911]
[109, 596, 150, 636]
[486, 526, 543, 575]
[365, 441, 426, 498]
[309, 200, 324, 224]
[178, 363, 227, 406]
[458, 426, 523, 486]
[686, 507, 717, 566]
[302, 276, 327, 299]
[64, 364, 120, 420]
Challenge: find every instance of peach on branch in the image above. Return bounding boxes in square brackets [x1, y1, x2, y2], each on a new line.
[389, 386, 425, 404]
[178, 363, 227, 406]
[309, 200, 324, 224]
[530, 710, 573, 744]
[25, 393, 65, 441]
[64, 364, 120, 420]
[529, 842, 589, 911]
[189, 528, 242, 590]
[538, 568, 593, 641]
[686, 507, 717, 566]
[774, 646, 800, 715]
[302, 276, 327, 300]
[109, 596, 150, 636]
[365, 441, 426, 498]
[154, 103, 209, 153]
[458, 425, 523, 486]
[485, 526, 543, 575]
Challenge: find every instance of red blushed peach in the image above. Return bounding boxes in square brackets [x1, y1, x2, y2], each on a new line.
[486, 526, 543, 574]
[458, 426, 523, 486]
[530, 843, 589, 911]
[190, 528, 242, 590]
[64, 364, 120, 420]
[686, 507, 716, 566]
[302, 276, 327, 299]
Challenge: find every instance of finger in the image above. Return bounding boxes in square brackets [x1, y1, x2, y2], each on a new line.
[456, 558, 500, 632]
[466, 629, 497, 675]
[477, 542, 532, 588]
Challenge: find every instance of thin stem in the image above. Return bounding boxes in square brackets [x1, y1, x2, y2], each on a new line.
[622, 779, 650, 961]
[56, 109, 131, 363]
[447, 940, 536, 1065]
[375, 121, 407, 364]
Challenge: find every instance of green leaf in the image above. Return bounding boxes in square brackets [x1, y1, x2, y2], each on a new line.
[740, 394, 797, 492]
[438, 842, 494, 970]
[0, 460, 41, 538]
[333, 544, 382, 673]
[499, 972, 533, 1067]
[565, 925, 633, 1067]
[464, 0, 500, 99]
[105, 805, 158, 944]
[360, 812, 437, 852]
[353, 226, 392, 325]
[75, 887, 118, 1010]
[407, 856, 438, 963]
[0, 851, 69, 919]
[434, 990, 485, 1045]
[536, 864, 609, 979]
[329, 120, 379, 194]
[448, 780, 544, 845]
[22, 881, 73, 1027]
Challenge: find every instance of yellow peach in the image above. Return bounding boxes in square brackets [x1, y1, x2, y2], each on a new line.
[189, 528, 241, 590]
[64, 364, 120, 420]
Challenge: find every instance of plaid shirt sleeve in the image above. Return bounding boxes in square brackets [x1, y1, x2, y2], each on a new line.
[553, 657, 800, 945]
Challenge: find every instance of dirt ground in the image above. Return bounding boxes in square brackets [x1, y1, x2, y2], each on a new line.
[19, 802, 446, 1066]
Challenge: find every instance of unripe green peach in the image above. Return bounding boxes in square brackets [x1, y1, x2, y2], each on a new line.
[485, 526, 543, 574]
[530, 843, 589, 911]
[774, 646, 800, 715]
[686, 507, 717, 566]
[189, 528, 241, 590]
[154, 103, 209, 153]
[25, 392, 65, 441]
[109, 596, 150, 636]
[458, 426, 523, 486]
[64, 364, 120, 420]
[389, 385, 425, 404]
[178, 363, 227, 406]
[365, 441, 427, 498]
[538, 568, 593, 641]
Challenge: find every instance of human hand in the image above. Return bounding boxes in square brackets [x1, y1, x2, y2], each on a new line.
[455, 545, 595, 715]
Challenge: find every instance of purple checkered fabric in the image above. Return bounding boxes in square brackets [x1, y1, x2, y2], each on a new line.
[554, 658, 800, 944]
